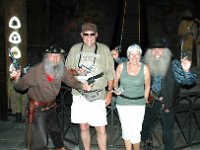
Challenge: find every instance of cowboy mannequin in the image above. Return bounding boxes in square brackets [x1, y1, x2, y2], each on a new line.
[10, 44, 91, 150]
[141, 37, 197, 150]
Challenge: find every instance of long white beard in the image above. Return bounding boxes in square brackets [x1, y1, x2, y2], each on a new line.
[43, 56, 64, 79]
[144, 48, 172, 78]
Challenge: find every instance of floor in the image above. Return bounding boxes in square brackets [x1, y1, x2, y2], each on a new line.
[1, 111, 200, 150]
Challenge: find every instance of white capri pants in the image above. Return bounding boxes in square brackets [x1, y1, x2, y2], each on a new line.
[116, 105, 145, 144]
[71, 95, 107, 126]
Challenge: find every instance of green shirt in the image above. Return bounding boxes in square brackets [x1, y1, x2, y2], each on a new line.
[116, 62, 146, 105]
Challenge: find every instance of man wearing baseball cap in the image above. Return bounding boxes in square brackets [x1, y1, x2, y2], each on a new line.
[141, 37, 197, 150]
[65, 22, 115, 150]
[10, 44, 91, 150]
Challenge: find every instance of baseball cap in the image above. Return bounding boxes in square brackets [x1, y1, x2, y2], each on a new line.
[82, 22, 97, 33]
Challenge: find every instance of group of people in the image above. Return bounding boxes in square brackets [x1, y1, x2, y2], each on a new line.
[111, 37, 197, 150]
[10, 22, 197, 150]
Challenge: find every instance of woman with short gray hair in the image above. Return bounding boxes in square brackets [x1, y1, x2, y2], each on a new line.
[113, 44, 151, 150]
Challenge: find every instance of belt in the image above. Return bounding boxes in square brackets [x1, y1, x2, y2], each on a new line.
[82, 89, 103, 94]
[30, 99, 56, 111]
[119, 95, 144, 100]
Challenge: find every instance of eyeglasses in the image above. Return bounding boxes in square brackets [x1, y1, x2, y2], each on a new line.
[83, 33, 96, 36]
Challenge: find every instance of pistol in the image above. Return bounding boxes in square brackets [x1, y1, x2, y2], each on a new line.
[7, 48, 20, 70]
[86, 72, 104, 85]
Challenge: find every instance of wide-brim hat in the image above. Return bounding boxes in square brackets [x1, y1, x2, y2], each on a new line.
[45, 44, 65, 54]
[148, 37, 168, 48]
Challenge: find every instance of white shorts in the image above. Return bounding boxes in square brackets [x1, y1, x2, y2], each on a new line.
[71, 95, 107, 126]
[116, 105, 145, 144]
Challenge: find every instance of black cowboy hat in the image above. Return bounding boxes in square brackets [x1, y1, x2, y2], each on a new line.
[148, 37, 169, 48]
[45, 44, 65, 54]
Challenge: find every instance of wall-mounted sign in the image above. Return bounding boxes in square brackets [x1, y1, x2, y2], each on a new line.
[10, 46, 21, 59]
[9, 16, 21, 29]
[9, 31, 21, 44]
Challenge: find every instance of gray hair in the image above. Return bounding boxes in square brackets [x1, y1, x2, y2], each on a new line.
[144, 47, 172, 78]
[126, 44, 142, 58]
[43, 54, 65, 79]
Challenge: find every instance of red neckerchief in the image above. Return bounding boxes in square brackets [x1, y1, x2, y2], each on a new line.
[46, 74, 54, 82]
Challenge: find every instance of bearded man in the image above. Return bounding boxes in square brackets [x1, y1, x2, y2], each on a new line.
[141, 37, 197, 150]
[10, 44, 91, 150]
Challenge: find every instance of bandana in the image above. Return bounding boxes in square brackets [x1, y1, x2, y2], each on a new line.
[46, 74, 54, 82]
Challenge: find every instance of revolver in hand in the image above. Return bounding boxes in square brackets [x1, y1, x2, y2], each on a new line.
[7, 48, 20, 70]
[86, 72, 104, 85]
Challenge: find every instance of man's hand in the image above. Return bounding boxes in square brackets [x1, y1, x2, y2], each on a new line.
[10, 69, 21, 81]
[181, 57, 191, 72]
[76, 67, 88, 76]
[105, 91, 112, 106]
[82, 83, 92, 91]
[68, 69, 79, 76]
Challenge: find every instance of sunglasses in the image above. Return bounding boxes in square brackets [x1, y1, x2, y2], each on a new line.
[83, 33, 96, 36]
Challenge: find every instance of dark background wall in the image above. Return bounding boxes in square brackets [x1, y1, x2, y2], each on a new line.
[145, 0, 200, 59]
[2, 0, 200, 66]
[0, 0, 8, 121]
[25, 0, 200, 65]
[26, 0, 120, 65]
